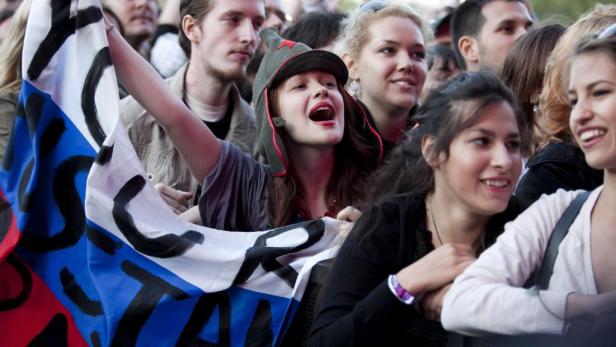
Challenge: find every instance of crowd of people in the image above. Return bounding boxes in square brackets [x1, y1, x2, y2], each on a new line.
[1, 0, 615, 345]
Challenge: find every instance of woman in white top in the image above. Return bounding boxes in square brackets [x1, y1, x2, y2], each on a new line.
[442, 27, 616, 336]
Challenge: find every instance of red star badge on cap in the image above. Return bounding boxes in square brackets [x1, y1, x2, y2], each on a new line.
[278, 40, 296, 50]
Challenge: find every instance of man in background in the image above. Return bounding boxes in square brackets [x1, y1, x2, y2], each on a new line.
[121, 0, 263, 213]
[451, 0, 532, 73]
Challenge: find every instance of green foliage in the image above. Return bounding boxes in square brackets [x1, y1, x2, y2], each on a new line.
[530, 0, 608, 23]
[338, 0, 360, 12]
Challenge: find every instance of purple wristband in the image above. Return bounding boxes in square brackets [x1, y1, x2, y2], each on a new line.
[388, 274, 416, 305]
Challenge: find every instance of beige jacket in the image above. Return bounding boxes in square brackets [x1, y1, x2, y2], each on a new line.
[0, 90, 18, 163]
[120, 64, 256, 206]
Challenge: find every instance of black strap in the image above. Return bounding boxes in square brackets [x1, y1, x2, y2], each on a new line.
[534, 191, 591, 290]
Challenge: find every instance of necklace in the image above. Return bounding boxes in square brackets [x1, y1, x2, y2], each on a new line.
[429, 195, 444, 247]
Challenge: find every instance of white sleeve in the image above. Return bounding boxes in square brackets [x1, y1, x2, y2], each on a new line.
[150, 33, 188, 78]
[441, 190, 582, 335]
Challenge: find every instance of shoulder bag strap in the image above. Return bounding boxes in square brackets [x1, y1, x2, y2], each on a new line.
[534, 191, 592, 290]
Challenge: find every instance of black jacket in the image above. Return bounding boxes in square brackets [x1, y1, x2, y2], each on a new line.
[309, 194, 520, 347]
[515, 142, 603, 211]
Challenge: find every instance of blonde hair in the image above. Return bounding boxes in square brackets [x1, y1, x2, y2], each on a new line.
[335, 3, 431, 64]
[538, 3, 616, 146]
[0, 0, 32, 92]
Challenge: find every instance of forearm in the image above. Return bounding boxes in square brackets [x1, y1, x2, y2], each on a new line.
[158, 0, 181, 26]
[442, 276, 568, 335]
[566, 292, 616, 321]
[440, 234, 563, 334]
[179, 205, 202, 225]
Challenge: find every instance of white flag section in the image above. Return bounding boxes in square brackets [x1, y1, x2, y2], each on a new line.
[23, 0, 117, 151]
[6, 0, 344, 345]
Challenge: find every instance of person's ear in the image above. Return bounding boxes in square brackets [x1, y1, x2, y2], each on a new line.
[342, 53, 359, 81]
[421, 135, 439, 169]
[182, 15, 201, 43]
[458, 36, 479, 65]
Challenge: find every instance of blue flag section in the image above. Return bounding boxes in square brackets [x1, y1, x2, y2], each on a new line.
[0, 1, 342, 346]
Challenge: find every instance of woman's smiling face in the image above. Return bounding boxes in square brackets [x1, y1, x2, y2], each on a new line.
[350, 15, 427, 117]
[433, 100, 522, 216]
[568, 52, 616, 171]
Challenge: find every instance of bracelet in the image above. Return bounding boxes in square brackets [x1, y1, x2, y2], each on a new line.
[387, 274, 416, 305]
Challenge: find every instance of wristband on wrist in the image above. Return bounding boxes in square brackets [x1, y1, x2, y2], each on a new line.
[388, 274, 416, 305]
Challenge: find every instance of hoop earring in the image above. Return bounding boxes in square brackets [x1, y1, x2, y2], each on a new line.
[348, 78, 361, 99]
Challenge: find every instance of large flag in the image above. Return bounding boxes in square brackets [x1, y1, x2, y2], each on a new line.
[0, 1, 342, 345]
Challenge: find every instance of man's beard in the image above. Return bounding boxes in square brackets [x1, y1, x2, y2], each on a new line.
[205, 62, 247, 83]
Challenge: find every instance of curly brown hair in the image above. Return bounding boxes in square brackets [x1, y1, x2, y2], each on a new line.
[537, 4, 616, 147]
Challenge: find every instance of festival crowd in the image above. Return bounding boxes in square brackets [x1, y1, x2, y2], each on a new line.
[0, 0, 615, 345]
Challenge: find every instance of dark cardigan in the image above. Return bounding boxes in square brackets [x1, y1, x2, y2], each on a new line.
[515, 142, 603, 211]
[309, 193, 520, 347]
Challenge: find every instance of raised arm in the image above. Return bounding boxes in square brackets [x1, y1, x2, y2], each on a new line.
[106, 23, 220, 183]
[158, 0, 181, 27]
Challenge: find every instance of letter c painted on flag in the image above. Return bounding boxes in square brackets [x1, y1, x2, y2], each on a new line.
[112, 175, 204, 258]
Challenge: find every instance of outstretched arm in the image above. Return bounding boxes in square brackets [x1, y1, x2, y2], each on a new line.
[158, 0, 181, 27]
[106, 23, 220, 183]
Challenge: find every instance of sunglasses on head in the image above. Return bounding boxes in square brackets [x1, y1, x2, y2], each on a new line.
[358, 1, 389, 13]
[597, 22, 616, 40]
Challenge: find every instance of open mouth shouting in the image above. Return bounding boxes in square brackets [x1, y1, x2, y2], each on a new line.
[309, 103, 336, 125]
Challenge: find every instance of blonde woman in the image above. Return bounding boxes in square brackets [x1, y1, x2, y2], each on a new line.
[335, 2, 430, 155]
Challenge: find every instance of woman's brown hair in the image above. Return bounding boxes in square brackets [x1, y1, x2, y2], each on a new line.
[501, 24, 565, 152]
[538, 4, 616, 147]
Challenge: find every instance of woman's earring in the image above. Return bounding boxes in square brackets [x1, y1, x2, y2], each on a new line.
[349, 79, 361, 99]
[533, 104, 540, 114]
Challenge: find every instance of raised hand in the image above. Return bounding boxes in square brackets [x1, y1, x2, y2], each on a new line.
[154, 183, 193, 214]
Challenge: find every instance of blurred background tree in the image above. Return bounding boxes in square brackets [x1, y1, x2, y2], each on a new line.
[530, 0, 609, 22]
[336, 0, 610, 21]
[338, 0, 360, 12]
